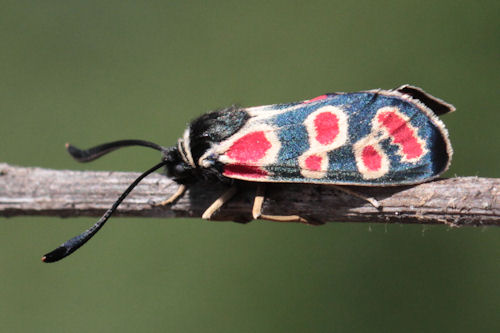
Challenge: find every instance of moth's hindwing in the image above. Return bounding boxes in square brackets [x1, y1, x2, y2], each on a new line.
[196, 85, 454, 186]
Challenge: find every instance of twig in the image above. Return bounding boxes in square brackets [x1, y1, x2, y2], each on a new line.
[0, 163, 498, 227]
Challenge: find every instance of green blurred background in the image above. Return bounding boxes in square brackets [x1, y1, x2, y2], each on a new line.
[1, 1, 499, 332]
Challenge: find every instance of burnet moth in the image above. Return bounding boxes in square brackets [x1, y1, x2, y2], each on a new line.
[42, 85, 454, 262]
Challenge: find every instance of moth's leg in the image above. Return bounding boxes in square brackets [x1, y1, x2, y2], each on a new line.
[202, 185, 238, 220]
[252, 184, 322, 225]
[331, 185, 380, 208]
[155, 184, 187, 206]
[251, 184, 266, 220]
[260, 214, 313, 224]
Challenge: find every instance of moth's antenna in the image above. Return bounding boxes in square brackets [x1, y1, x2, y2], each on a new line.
[66, 140, 164, 162]
[42, 160, 167, 263]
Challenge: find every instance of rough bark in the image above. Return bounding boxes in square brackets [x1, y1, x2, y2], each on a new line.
[0, 163, 498, 227]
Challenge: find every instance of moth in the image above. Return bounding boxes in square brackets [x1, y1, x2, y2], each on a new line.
[42, 85, 454, 262]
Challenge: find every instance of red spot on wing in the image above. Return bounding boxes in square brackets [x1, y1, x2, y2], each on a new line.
[362, 145, 382, 171]
[223, 164, 268, 178]
[226, 131, 271, 162]
[314, 112, 339, 145]
[304, 94, 328, 103]
[304, 154, 323, 171]
[377, 110, 423, 160]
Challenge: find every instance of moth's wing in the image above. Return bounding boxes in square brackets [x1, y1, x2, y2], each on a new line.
[204, 87, 453, 185]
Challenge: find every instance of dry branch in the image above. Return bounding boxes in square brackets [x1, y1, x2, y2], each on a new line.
[0, 163, 498, 227]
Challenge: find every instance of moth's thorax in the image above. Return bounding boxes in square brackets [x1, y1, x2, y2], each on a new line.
[178, 128, 196, 168]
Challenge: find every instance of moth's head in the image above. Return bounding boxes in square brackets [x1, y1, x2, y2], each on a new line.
[161, 147, 196, 184]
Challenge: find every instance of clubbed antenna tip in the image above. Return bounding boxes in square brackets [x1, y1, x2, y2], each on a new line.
[65, 140, 164, 163]
[42, 246, 68, 263]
